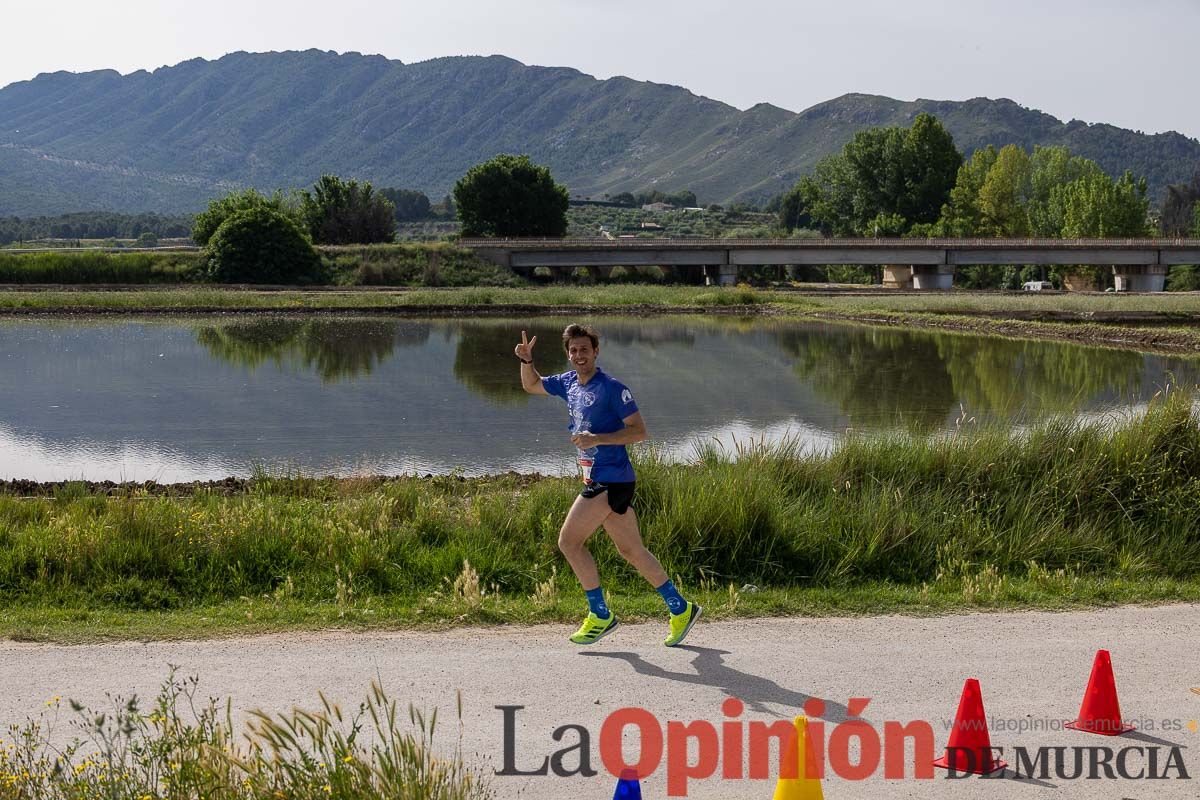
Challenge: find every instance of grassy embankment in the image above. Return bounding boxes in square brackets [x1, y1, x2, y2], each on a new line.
[3, 391, 1199, 643]
[0, 244, 523, 288]
[3, 271, 1200, 351]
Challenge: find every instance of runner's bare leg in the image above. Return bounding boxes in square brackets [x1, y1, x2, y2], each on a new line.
[557, 493, 614, 590]
[603, 506, 669, 586]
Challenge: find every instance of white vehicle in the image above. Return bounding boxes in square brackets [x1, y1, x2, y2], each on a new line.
[1022, 281, 1055, 291]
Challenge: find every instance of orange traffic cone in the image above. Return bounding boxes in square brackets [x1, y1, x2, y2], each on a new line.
[933, 678, 1007, 775]
[1066, 649, 1134, 736]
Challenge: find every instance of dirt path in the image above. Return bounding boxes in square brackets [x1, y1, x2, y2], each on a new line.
[3, 604, 1198, 798]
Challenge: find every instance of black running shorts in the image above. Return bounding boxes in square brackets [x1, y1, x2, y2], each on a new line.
[580, 481, 636, 514]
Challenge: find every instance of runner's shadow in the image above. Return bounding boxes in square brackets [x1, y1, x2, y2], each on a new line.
[580, 645, 853, 722]
[995, 769, 1057, 789]
[1121, 729, 1188, 748]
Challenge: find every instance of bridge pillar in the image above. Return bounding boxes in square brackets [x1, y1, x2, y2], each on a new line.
[585, 265, 615, 281]
[1112, 264, 1166, 292]
[717, 264, 738, 286]
[911, 264, 955, 290]
[882, 265, 913, 289]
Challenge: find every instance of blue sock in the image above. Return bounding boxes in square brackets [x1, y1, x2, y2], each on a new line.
[585, 587, 611, 619]
[656, 580, 688, 615]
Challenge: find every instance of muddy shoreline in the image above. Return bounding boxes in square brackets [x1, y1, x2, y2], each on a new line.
[0, 471, 548, 497]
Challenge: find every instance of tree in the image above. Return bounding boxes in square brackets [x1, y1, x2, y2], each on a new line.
[300, 175, 396, 245]
[977, 145, 1033, 236]
[776, 185, 813, 232]
[1159, 172, 1200, 236]
[795, 113, 961, 236]
[1027, 146, 1103, 236]
[939, 146, 998, 236]
[665, 189, 698, 208]
[379, 188, 433, 222]
[453, 154, 568, 237]
[134, 231, 158, 248]
[192, 189, 297, 247]
[1058, 171, 1150, 238]
[205, 206, 324, 285]
[611, 192, 636, 207]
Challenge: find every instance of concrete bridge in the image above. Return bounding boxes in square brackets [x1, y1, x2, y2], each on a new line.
[462, 238, 1200, 291]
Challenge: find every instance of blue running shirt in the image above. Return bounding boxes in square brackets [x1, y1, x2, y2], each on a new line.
[542, 367, 639, 483]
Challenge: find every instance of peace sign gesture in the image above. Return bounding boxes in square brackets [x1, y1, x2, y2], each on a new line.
[514, 330, 537, 362]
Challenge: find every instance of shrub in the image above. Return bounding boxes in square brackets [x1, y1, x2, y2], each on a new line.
[205, 207, 324, 285]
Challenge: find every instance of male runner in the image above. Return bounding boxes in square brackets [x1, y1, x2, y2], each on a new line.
[515, 323, 702, 646]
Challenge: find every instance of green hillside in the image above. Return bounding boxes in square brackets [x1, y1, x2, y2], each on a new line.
[1, 50, 1197, 215]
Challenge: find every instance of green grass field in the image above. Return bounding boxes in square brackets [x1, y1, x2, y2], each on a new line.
[3, 391, 1199, 643]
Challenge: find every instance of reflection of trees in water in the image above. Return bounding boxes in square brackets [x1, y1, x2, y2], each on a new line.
[780, 327, 956, 432]
[601, 324, 697, 347]
[450, 320, 702, 405]
[780, 323, 1196, 431]
[196, 319, 428, 382]
[452, 322, 570, 405]
[932, 336, 1148, 417]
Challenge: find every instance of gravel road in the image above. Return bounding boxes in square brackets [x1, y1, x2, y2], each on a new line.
[2, 604, 1198, 799]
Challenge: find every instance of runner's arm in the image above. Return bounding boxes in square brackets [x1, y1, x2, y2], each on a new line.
[582, 412, 647, 445]
[521, 362, 549, 395]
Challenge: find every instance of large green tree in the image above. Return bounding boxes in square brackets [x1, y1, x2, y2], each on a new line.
[1026, 146, 1104, 236]
[976, 145, 1033, 236]
[1058, 171, 1150, 238]
[379, 188, 433, 222]
[797, 113, 961, 236]
[205, 206, 324, 285]
[453, 155, 569, 238]
[776, 184, 813, 231]
[1159, 173, 1200, 236]
[300, 175, 396, 245]
[192, 189, 298, 247]
[939, 146, 997, 236]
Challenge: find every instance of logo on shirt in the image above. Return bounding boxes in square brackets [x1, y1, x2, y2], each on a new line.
[621, 388, 633, 405]
[581, 392, 596, 407]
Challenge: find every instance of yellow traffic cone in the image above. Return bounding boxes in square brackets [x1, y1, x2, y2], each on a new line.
[771, 715, 824, 800]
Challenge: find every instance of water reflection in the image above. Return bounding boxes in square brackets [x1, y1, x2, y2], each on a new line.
[453, 322, 570, 405]
[777, 323, 1162, 430]
[195, 319, 429, 382]
[934, 335, 1145, 415]
[0, 315, 1196, 482]
[780, 327, 957, 432]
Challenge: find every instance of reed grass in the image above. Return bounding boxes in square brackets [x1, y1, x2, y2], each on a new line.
[0, 252, 204, 284]
[0, 670, 489, 799]
[1, 391, 1197, 641]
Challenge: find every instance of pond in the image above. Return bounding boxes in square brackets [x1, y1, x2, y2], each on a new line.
[1, 315, 1196, 482]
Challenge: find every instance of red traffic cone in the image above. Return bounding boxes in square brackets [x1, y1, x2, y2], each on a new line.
[1066, 649, 1134, 736]
[933, 678, 1007, 775]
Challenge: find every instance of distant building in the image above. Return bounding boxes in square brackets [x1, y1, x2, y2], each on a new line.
[639, 222, 664, 230]
[641, 202, 675, 212]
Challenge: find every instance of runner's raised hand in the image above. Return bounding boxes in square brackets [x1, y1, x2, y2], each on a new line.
[514, 330, 537, 361]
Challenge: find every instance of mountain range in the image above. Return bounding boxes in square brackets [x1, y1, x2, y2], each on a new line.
[1, 49, 1197, 216]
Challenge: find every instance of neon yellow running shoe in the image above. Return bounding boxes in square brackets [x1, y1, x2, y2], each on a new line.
[569, 612, 618, 645]
[664, 602, 702, 647]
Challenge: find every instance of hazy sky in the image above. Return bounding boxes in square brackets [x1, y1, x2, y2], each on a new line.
[3, 0, 1197, 138]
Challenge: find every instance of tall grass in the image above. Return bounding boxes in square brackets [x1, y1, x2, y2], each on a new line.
[0, 252, 204, 284]
[1, 391, 1197, 615]
[0, 670, 489, 799]
[321, 243, 523, 287]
